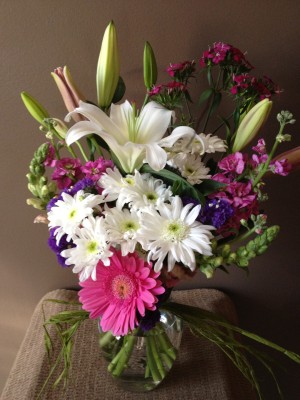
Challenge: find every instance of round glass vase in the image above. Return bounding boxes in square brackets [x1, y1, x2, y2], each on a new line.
[98, 310, 183, 392]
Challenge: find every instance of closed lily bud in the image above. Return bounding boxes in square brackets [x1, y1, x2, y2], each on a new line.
[143, 41, 157, 90]
[51, 66, 85, 122]
[233, 99, 272, 152]
[272, 146, 300, 171]
[97, 21, 120, 108]
[21, 92, 49, 127]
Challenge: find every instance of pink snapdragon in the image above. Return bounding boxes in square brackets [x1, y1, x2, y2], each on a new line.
[51, 158, 83, 189]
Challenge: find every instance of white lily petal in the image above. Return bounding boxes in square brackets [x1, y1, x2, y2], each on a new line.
[110, 101, 133, 135]
[144, 143, 167, 171]
[66, 121, 102, 145]
[137, 102, 172, 143]
[159, 126, 196, 148]
[67, 101, 124, 141]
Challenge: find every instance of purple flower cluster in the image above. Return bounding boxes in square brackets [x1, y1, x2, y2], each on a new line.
[200, 198, 234, 229]
[48, 228, 74, 267]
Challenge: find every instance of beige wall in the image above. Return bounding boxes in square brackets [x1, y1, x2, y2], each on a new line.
[1, 0, 299, 397]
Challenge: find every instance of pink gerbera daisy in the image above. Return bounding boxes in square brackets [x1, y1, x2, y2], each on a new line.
[79, 250, 165, 336]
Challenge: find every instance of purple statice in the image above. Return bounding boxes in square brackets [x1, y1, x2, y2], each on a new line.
[68, 177, 96, 195]
[139, 309, 161, 332]
[48, 228, 74, 267]
[200, 198, 234, 229]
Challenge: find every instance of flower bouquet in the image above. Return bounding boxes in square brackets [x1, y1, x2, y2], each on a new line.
[22, 21, 300, 398]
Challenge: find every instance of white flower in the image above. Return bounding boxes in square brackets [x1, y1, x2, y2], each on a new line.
[61, 216, 113, 282]
[103, 207, 142, 255]
[65, 100, 195, 172]
[98, 167, 136, 205]
[48, 190, 103, 242]
[139, 196, 214, 272]
[173, 153, 211, 185]
[120, 170, 173, 211]
[174, 134, 206, 155]
[198, 133, 227, 153]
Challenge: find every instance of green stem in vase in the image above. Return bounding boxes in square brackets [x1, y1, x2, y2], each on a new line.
[145, 336, 162, 382]
[108, 335, 135, 377]
[156, 324, 177, 360]
[147, 334, 166, 380]
[99, 331, 115, 348]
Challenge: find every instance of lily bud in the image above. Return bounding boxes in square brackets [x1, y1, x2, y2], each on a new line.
[96, 21, 120, 108]
[21, 92, 49, 127]
[51, 66, 85, 122]
[143, 41, 157, 90]
[232, 99, 272, 152]
[272, 146, 300, 171]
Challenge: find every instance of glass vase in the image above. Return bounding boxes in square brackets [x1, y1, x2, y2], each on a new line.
[98, 310, 183, 392]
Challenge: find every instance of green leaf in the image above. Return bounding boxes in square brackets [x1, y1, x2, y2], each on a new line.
[141, 164, 205, 204]
[112, 76, 126, 103]
[209, 92, 222, 117]
[198, 88, 213, 106]
[196, 179, 225, 196]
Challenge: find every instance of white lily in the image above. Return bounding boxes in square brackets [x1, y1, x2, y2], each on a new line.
[65, 100, 195, 173]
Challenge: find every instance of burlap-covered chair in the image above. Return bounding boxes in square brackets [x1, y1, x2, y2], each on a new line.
[2, 289, 256, 400]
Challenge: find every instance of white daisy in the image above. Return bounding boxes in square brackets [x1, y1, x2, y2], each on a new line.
[198, 133, 227, 153]
[120, 170, 173, 211]
[173, 153, 211, 185]
[139, 196, 215, 272]
[61, 215, 113, 282]
[103, 207, 142, 255]
[48, 190, 103, 243]
[98, 167, 136, 205]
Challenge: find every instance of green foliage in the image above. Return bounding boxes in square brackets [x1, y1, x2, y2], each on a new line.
[199, 226, 280, 278]
[26, 143, 57, 209]
[162, 302, 300, 400]
[37, 299, 89, 399]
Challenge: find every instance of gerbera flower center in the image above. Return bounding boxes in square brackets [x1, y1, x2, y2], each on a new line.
[112, 274, 135, 300]
[163, 219, 188, 242]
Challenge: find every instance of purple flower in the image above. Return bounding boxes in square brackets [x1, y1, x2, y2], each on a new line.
[48, 228, 74, 267]
[139, 309, 161, 332]
[68, 177, 96, 195]
[52, 158, 83, 190]
[200, 198, 234, 229]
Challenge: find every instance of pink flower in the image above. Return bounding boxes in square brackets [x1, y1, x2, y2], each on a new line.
[43, 143, 56, 167]
[81, 157, 114, 182]
[51, 157, 83, 190]
[166, 61, 195, 78]
[148, 84, 163, 96]
[251, 153, 268, 168]
[270, 159, 292, 176]
[79, 250, 165, 336]
[218, 152, 246, 175]
[252, 139, 266, 155]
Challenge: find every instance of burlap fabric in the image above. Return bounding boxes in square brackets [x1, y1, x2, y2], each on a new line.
[2, 289, 256, 400]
